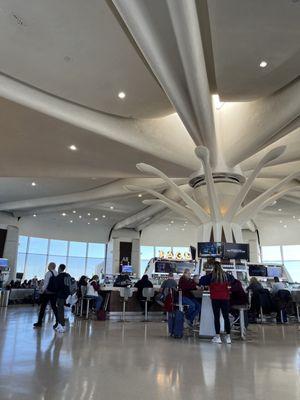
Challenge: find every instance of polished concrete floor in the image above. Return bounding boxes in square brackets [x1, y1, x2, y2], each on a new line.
[0, 306, 299, 400]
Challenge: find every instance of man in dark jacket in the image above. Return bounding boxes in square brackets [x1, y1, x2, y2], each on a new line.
[55, 264, 71, 333]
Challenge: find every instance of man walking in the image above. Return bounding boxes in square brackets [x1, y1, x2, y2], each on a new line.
[55, 264, 71, 333]
[33, 262, 58, 328]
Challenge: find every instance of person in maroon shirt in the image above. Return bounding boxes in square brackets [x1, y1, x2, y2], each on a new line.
[178, 269, 201, 327]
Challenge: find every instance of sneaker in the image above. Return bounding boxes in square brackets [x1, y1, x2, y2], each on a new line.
[212, 335, 222, 344]
[33, 322, 42, 328]
[53, 323, 58, 330]
[55, 324, 65, 333]
[226, 335, 232, 344]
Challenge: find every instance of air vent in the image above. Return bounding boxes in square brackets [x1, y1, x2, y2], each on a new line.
[189, 172, 245, 188]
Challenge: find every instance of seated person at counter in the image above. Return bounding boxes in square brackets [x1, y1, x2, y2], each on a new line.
[229, 278, 249, 321]
[161, 272, 177, 294]
[134, 275, 153, 313]
[113, 273, 132, 287]
[77, 275, 88, 299]
[271, 276, 288, 295]
[178, 269, 201, 327]
[199, 262, 234, 344]
[86, 275, 103, 316]
[246, 277, 263, 293]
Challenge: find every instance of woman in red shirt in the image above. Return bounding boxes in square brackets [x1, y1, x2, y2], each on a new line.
[199, 261, 234, 344]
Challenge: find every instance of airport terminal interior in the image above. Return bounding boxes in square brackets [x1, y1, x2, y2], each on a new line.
[0, 1, 299, 399]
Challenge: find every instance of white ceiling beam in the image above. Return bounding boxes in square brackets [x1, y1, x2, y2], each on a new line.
[112, 0, 218, 166]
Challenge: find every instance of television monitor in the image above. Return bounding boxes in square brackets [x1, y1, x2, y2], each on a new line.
[0, 258, 8, 267]
[267, 266, 282, 278]
[197, 242, 222, 258]
[222, 243, 249, 261]
[16, 273, 23, 280]
[122, 265, 133, 274]
[248, 264, 267, 277]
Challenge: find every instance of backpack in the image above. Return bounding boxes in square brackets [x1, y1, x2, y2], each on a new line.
[46, 271, 57, 293]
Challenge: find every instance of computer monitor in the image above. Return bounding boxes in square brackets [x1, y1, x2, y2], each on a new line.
[122, 265, 133, 274]
[0, 258, 8, 267]
[197, 242, 222, 258]
[248, 264, 267, 277]
[267, 266, 282, 278]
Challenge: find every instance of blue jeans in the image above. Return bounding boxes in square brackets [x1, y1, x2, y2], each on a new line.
[88, 295, 103, 312]
[182, 296, 201, 323]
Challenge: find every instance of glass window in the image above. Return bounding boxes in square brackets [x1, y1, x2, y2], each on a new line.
[140, 259, 150, 276]
[48, 256, 67, 268]
[88, 243, 105, 258]
[28, 237, 48, 255]
[67, 257, 86, 279]
[282, 245, 300, 261]
[18, 236, 28, 253]
[141, 246, 155, 260]
[69, 242, 87, 257]
[16, 253, 26, 274]
[24, 254, 47, 279]
[261, 246, 282, 262]
[49, 240, 68, 256]
[86, 258, 105, 278]
[284, 261, 300, 283]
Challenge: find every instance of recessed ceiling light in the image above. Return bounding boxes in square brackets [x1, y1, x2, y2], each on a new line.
[181, 228, 185, 231]
[259, 60, 268, 68]
[70, 220, 73, 223]
[69, 144, 77, 151]
[102, 215, 106, 218]
[118, 91, 126, 99]
[170, 220, 174, 224]
[293, 216, 296, 219]
[283, 225, 287, 228]
[31, 182, 36, 187]
[166, 228, 169, 231]
[94, 217, 98, 221]
[110, 206, 114, 210]
[72, 210, 76, 214]
[61, 213, 67, 216]
[298, 219, 300, 222]
[87, 213, 91, 216]
[138, 194, 142, 198]
[88, 222, 90, 225]
[279, 220, 283, 224]
[33, 213, 37, 217]
[79, 215, 82, 219]
[278, 208, 282, 212]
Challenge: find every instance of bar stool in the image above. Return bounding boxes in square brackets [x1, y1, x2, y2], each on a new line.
[231, 304, 249, 340]
[80, 286, 92, 319]
[142, 288, 155, 321]
[119, 287, 133, 322]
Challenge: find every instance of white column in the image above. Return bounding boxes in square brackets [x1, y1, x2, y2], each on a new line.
[3, 225, 19, 281]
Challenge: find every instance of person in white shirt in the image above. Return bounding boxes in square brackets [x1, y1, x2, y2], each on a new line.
[272, 276, 287, 295]
[33, 262, 58, 329]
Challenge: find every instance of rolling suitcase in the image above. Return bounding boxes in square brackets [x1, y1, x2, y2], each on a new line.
[168, 290, 184, 338]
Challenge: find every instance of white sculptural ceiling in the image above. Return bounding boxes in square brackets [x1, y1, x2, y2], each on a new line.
[0, 0, 299, 235]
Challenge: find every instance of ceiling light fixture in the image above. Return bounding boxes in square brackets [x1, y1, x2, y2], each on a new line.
[31, 182, 36, 187]
[61, 213, 67, 216]
[94, 217, 98, 221]
[138, 194, 142, 198]
[88, 222, 90, 225]
[170, 220, 174, 224]
[70, 220, 73, 223]
[283, 225, 287, 228]
[69, 144, 77, 151]
[118, 91, 126, 99]
[293, 216, 296, 219]
[33, 213, 37, 217]
[279, 220, 283, 224]
[102, 215, 106, 218]
[72, 210, 76, 214]
[110, 206, 114, 210]
[87, 213, 91, 216]
[79, 215, 82, 219]
[259, 60, 268, 68]
[278, 208, 282, 212]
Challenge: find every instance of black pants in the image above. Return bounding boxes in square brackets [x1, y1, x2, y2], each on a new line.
[57, 298, 66, 326]
[211, 299, 231, 334]
[37, 293, 58, 324]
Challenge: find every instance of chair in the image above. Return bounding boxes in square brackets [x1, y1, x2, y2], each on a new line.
[142, 288, 155, 321]
[119, 287, 133, 322]
[275, 290, 293, 324]
[291, 290, 300, 322]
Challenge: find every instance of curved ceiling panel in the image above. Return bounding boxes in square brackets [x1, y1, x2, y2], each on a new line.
[0, 0, 172, 118]
[208, 0, 300, 100]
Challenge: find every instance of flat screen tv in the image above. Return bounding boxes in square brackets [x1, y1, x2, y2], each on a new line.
[197, 242, 222, 258]
[249, 264, 267, 277]
[222, 243, 249, 261]
[122, 265, 133, 274]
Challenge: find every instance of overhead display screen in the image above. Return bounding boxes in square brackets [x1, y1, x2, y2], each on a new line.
[222, 243, 250, 261]
[197, 242, 223, 258]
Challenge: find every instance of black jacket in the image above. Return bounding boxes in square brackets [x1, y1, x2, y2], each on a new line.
[56, 272, 71, 299]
